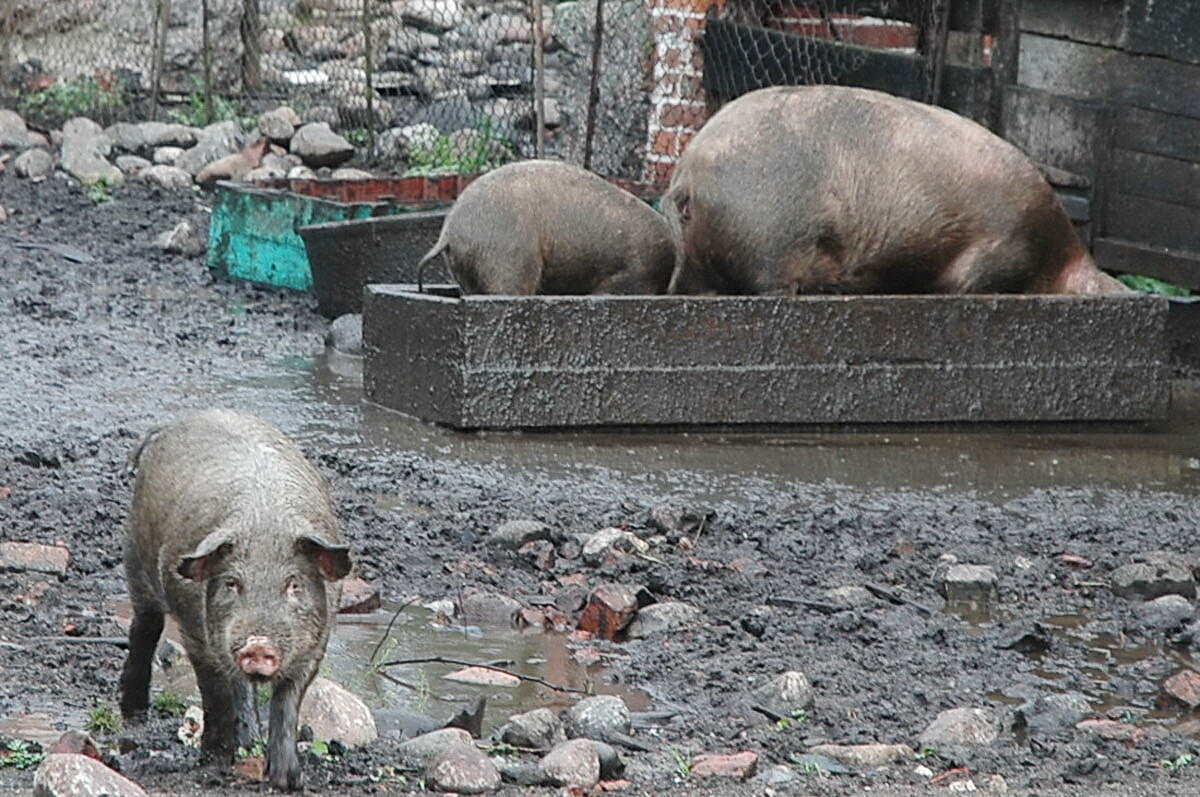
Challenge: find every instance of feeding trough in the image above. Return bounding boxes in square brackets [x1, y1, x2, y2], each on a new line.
[362, 287, 1168, 429]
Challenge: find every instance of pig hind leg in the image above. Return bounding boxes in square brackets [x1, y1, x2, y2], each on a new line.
[118, 598, 164, 721]
[936, 237, 1034, 294]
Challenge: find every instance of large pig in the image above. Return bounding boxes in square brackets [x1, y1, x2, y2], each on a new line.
[119, 409, 351, 791]
[417, 159, 675, 294]
[662, 86, 1128, 296]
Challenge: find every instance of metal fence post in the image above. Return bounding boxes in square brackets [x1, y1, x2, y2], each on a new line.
[531, 0, 546, 158]
[583, 0, 604, 171]
[202, 0, 214, 123]
[241, 0, 262, 96]
[363, 0, 375, 151]
[149, 0, 172, 121]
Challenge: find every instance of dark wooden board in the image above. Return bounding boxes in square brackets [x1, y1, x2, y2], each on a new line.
[1108, 149, 1200, 210]
[772, 0, 1000, 32]
[1020, 0, 1127, 49]
[1002, 86, 1107, 179]
[1114, 105, 1200, 163]
[1104, 194, 1200, 255]
[1124, 0, 1200, 66]
[1095, 238, 1200, 290]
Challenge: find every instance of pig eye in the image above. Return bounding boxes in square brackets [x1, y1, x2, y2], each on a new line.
[223, 577, 242, 594]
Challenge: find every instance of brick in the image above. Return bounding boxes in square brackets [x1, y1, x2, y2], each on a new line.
[0, 541, 69, 576]
[1163, 669, 1200, 709]
[691, 751, 758, 778]
[338, 577, 382, 614]
[576, 583, 639, 640]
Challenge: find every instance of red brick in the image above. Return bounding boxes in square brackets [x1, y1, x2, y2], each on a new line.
[690, 751, 758, 779]
[842, 24, 917, 49]
[576, 583, 639, 640]
[647, 161, 676, 185]
[0, 541, 69, 576]
[651, 129, 680, 157]
[659, 103, 707, 128]
[1163, 669, 1200, 709]
[1076, 718, 1146, 745]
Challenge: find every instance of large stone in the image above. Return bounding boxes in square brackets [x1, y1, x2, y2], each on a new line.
[115, 155, 151, 175]
[33, 754, 147, 797]
[298, 677, 377, 748]
[941, 564, 998, 603]
[175, 122, 244, 176]
[1021, 692, 1092, 734]
[501, 708, 565, 750]
[918, 707, 1001, 748]
[537, 738, 600, 789]
[425, 742, 500, 794]
[155, 221, 205, 257]
[258, 106, 300, 143]
[104, 122, 147, 154]
[138, 122, 197, 149]
[0, 109, 37, 148]
[490, 520, 551, 550]
[330, 167, 374, 181]
[402, 0, 466, 33]
[1163, 669, 1200, 709]
[1112, 552, 1196, 600]
[398, 727, 474, 767]
[808, 743, 914, 768]
[195, 152, 256, 186]
[564, 695, 630, 741]
[1135, 594, 1194, 631]
[459, 588, 522, 626]
[626, 602, 701, 638]
[139, 165, 193, 191]
[822, 585, 875, 610]
[153, 146, 185, 166]
[59, 118, 122, 185]
[0, 541, 69, 576]
[14, 148, 54, 179]
[290, 122, 355, 168]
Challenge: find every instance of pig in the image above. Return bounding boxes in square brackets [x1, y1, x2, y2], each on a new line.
[118, 408, 351, 791]
[417, 159, 675, 295]
[662, 85, 1129, 296]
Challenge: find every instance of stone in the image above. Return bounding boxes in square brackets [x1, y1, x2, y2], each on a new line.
[326, 314, 363, 355]
[337, 94, 394, 128]
[822, 585, 874, 610]
[1112, 552, 1196, 600]
[402, 0, 466, 33]
[589, 739, 623, 779]
[443, 666, 520, 687]
[809, 743, 913, 767]
[564, 695, 630, 741]
[425, 742, 501, 794]
[1163, 669, 1200, 709]
[33, 754, 147, 797]
[754, 764, 797, 786]
[139, 165, 193, 191]
[1135, 594, 1194, 630]
[459, 588, 522, 626]
[138, 122, 197, 148]
[288, 165, 317, 180]
[330, 167, 373, 181]
[519, 540, 556, 571]
[290, 122, 355, 168]
[1075, 718, 1146, 744]
[538, 738, 600, 789]
[752, 670, 815, 719]
[740, 605, 773, 637]
[338, 576, 380, 613]
[244, 166, 286, 183]
[155, 221, 205, 257]
[918, 707, 1000, 748]
[299, 677, 377, 747]
[398, 727, 474, 767]
[397, 122, 440, 153]
[0, 109, 37, 148]
[1022, 692, 1091, 734]
[577, 583, 640, 639]
[177, 705, 203, 748]
[152, 146, 184, 166]
[301, 105, 340, 127]
[501, 708, 565, 750]
[14, 148, 54, 179]
[0, 541, 69, 576]
[60, 117, 123, 185]
[490, 520, 551, 550]
[625, 602, 701, 638]
[582, 528, 641, 566]
[691, 751, 758, 779]
[104, 122, 147, 154]
[115, 155, 151, 174]
[258, 106, 300, 143]
[941, 564, 998, 603]
[47, 731, 100, 761]
[174, 121, 244, 176]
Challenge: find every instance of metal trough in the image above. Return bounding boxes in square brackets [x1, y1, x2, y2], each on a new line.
[362, 287, 1169, 429]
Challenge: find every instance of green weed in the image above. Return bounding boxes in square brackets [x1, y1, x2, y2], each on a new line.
[1118, 273, 1192, 297]
[19, 75, 127, 120]
[670, 748, 692, 778]
[403, 117, 513, 177]
[237, 738, 267, 759]
[84, 704, 121, 735]
[83, 176, 114, 205]
[0, 740, 44, 770]
[151, 691, 188, 717]
[1162, 753, 1196, 771]
[168, 79, 253, 129]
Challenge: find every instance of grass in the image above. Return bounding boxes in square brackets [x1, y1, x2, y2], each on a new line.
[403, 117, 513, 177]
[19, 75, 127, 121]
[0, 740, 44, 770]
[151, 691, 188, 717]
[670, 748, 692, 778]
[168, 79, 256, 130]
[1162, 753, 1195, 771]
[83, 176, 114, 205]
[84, 704, 121, 735]
[1118, 273, 1192, 297]
[413, 668, 431, 714]
[775, 708, 809, 731]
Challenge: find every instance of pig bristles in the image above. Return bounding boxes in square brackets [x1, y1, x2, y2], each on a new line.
[379, 656, 591, 696]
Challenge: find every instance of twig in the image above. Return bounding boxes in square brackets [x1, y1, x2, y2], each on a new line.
[22, 636, 129, 647]
[369, 598, 416, 665]
[691, 515, 708, 549]
[379, 656, 591, 696]
[863, 583, 934, 616]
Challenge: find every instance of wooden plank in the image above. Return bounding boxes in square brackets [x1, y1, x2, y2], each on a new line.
[1124, 0, 1200, 66]
[1002, 86, 1106, 179]
[1108, 149, 1200, 209]
[1094, 238, 1200, 289]
[702, 20, 993, 123]
[1114, 105, 1200, 163]
[1104, 194, 1200, 255]
[1020, 0, 1126, 48]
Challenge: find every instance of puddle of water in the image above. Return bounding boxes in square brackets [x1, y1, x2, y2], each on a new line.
[0, 712, 85, 747]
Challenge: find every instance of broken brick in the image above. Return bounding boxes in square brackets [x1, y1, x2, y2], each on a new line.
[690, 751, 758, 779]
[576, 583, 639, 640]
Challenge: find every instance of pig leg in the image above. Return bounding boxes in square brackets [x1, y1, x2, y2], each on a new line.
[193, 658, 258, 759]
[266, 676, 305, 790]
[118, 604, 164, 721]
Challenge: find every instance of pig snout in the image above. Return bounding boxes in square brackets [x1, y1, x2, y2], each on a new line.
[236, 636, 282, 678]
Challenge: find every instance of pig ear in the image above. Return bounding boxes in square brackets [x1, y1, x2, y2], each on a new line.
[296, 535, 352, 582]
[177, 533, 234, 581]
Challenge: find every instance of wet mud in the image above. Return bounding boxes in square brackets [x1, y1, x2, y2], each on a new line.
[3, 173, 1200, 794]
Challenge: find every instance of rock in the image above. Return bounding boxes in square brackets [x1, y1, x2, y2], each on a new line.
[152, 146, 184, 166]
[398, 727, 474, 767]
[0, 541, 69, 576]
[13, 148, 54, 179]
[47, 731, 100, 761]
[740, 605, 773, 637]
[33, 754, 147, 797]
[338, 94, 394, 129]
[155, 221, 205, 257]
[995, 622, 1051, 653]
[397, 122, 440, 153]
[564, 695, 630, 741]
[402, 0, 465, 33]
[918, 707, 1000, 748]
[115, 155, 151, 174]
[288, 165, 317, 180]
[589, 740, 623, 779]
[139, 165, 193, 191]
[59, 118, 123, 185]
[258, 106, 300, 143]
[0, 109, 37, 148]
[338, 576, 380, 613]
[138, 122, 197, 148]
[538, 738, 600, 789]
[501, 708, 566, 750]
[577, 583, 640, 639]
[691, 751, 758, 779]
[326, 314, 363, 355]
[1163, 669, 1200, 709]
[626, 602, 701, 638]
[1022, 692, 1091, 734]
[458, 588, 522, 626]
[752, 670, 815, 719]
[330, 167, 374, 181]
[301, 105, 341, 126]
[174, 122, 244, 176]
[941, 564, 998, 603]
[245, 166, 286, 182]
[290, 123, 355, 168]
[104, 123, 147, 154]
[443, 666, 520, 687]
[444, 695, 487, 739]
[299, 677, 377, 747]
[1135, 594, 1194, 631]
[582, 528, 642, 566]
[519, 540, 556, 571]
[196, 152, 256, 186]
[754, 764, 797, 786]
[822, 585, 874, 610]
[177, 705, 203, 748]
[1075, 717, 1146, 744]
[425, 742, 501, 794]
[808, 743, 913, 767]
[1111, 551, 1196, 599]
[490, 520, 551, 550]
[790, 752, 852, 775]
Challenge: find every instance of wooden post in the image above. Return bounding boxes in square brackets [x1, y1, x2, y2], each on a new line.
[240, 0, 262, 95]
[531, 0, 546, 158]
[583, 0, 604, 171]
[363, 0, 375, 152]
[990, 0, 1021, 135]
[202, 0, 214, 124]
[149, 0, 172, 120]
[928, 0, 952, 105]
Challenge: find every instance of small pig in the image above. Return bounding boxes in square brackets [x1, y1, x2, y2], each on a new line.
[662, 85, 1129, 296]
[119, 408, 351, 791]
[417, 159, 675, 295]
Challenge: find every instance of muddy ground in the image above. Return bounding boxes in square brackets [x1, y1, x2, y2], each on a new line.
[3, 172, 1200, 796]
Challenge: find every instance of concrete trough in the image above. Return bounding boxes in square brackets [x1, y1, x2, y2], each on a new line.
[363, 286, 1169, 429]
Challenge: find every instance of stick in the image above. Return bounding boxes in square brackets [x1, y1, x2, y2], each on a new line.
[863, 583, 933, 616]
[379, 656, 592, 695]
[369, 598, 416, 665]
[21, 636, 129, 647]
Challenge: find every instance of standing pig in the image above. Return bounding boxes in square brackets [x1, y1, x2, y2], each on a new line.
[663, 85, 1128, 296]
[119, 408, 351, 791]
[417, 159, 675, 294]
